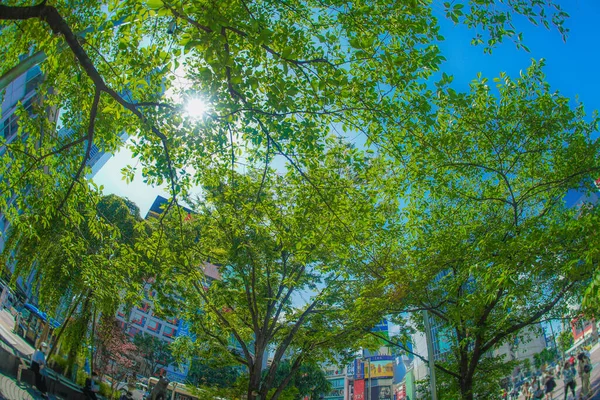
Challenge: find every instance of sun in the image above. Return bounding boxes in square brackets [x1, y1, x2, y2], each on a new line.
[184, 97, 210, 119]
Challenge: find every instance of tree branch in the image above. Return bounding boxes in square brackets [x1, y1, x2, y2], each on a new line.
[56, 88, 100, 211]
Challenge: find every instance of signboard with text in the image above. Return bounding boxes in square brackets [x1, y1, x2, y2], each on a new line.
[354, 379, 365, 400]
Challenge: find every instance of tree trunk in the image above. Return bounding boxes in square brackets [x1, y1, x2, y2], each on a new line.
[47, 293, 84, 361]
[459, 376, 474, 400]
[247, 361, 263, 400]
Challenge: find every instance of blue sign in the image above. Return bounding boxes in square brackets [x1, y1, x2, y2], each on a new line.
[372, 319, 389, 333]
[175, 319, 196, 341]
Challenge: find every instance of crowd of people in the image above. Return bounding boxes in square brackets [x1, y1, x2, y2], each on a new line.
[502, 351, 594, 400]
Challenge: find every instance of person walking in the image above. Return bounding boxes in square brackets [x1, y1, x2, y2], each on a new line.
[30, 342, 48, 398]
[523, 381, 532, 400]
[533, 378, 545, 400]
[83, 372, 100, 400]
[150, 371, 169, 400]
[577, 352, 592, 399]
[544, 371, 557, 400]
[562, 361, 577, 400]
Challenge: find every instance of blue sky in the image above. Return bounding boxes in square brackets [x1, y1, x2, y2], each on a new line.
[94, 1, 600, 215]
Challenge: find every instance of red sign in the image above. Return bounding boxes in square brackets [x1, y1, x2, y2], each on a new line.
[354, 379, 365, 400]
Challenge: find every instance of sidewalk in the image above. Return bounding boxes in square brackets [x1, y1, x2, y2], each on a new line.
[0, 373, 46, 400]
[521, 343, 600, 400]
[0, 309, 34, 358]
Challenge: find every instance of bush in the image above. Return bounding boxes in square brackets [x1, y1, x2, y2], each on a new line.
[49, 354, 69, 374]
[76, 370, 87, 387]
[99, 382, 112, 398]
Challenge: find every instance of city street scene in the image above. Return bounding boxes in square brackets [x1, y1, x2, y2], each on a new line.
[0, 1, 600, 399]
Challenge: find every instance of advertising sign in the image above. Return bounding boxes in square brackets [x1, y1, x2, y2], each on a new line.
[354, 358, 364, 380]
[354, 379, 365, 400]
[372, 319, 389, 337]
[365, 355, 394, 379]
[371, 385, 393, 400]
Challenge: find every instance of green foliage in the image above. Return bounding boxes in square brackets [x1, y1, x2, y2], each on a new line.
[99, 381, 112, 398]
[269, 360, 331, 399]
[187, 359, 241, 389]
[362, 62, 600, 399]
[133, 333, 175, 375]
[150, 151, 387, 400]
[0, 2, 588, 400]
[533, 348, 557, 369]
[557, 329, 574, 353]
[522, 358, 531, 372]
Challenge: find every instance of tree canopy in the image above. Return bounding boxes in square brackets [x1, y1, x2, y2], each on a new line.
[0, 1, 597, 399]
[362, 62, 600, 399]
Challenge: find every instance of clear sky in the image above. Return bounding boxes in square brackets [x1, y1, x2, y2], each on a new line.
[94, 1, 600, 215]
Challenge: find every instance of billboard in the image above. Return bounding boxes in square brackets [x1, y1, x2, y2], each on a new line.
[365, 355, 394, 379]
[354, 356, 394, 379]
[354, 379, 365, 400]
[371, 385, 393, 400]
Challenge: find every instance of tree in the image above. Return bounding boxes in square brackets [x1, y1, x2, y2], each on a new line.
[150, 147, 386, 400]
[95, 316, 140, 394]
[363, 62, 600, 400]
[187, 359, 241, 389]
[0, 0, 570, 237]
[1, 194, 150, 373]
[270, 360, 331, 400]
[558, 330, 574, 354]
[133, 333, 175, 376]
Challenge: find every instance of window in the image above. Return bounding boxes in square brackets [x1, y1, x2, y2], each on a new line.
[25, 70, 43, 94]
[148, 320, 162, 333]
[2, 114, 19, 141]
[137, 302, 150, 313]
[163, 327, 175, 338]
[133, 315, 147, 327]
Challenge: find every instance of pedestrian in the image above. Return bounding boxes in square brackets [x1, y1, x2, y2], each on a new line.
[30, 342, 48, 398]
[577, 352, 592, 399]
[523, 381, 532, 400]
[544, 371, 557, 400]
[119, 391, 134, 400]
[510, 385, 519, 400]
[569, 353, 576, 367]
[533, 379, 545, 400]
[150, 371, 169, 400]
[555, 362, 562, 379]
[562, 361, 577, 400]
[83, 371, 100, 400]
[13, 311, 21, 333]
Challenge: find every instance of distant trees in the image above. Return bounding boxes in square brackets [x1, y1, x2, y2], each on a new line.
[95, 317, 139, 394]
[133, 333, 175, 376]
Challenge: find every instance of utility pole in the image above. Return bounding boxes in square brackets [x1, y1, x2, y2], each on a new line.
[367, 357, 371, 400]
[423, 310, 438, 400]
